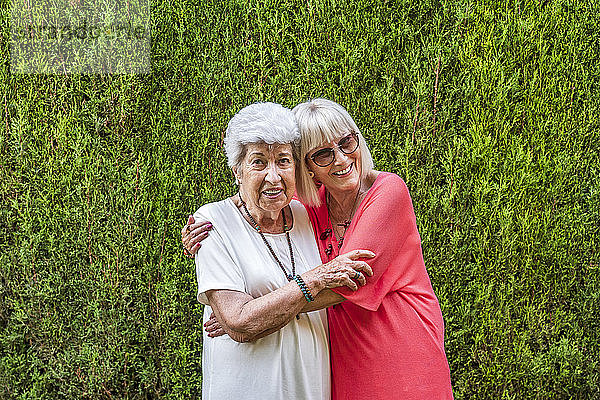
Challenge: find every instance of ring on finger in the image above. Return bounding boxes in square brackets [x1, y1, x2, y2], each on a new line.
[183, 245, 194, 259]
[353, 271, 362, 280]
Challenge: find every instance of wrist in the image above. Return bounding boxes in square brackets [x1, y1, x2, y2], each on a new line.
[300, 270, 323, 296]
[293, 275, 314, 302]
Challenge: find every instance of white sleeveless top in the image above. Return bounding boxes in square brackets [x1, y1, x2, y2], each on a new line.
[194, 198, 330, 400]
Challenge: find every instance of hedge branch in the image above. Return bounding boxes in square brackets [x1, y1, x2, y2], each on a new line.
[412, 97, 420, 143]
[433, 54, 441, 135]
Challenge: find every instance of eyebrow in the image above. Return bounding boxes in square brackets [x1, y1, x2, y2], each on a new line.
[248, 151, 266, 157]
[248, 151, 292, 156]
[313, 135, 351, 151]
[312, 145, 332, 153]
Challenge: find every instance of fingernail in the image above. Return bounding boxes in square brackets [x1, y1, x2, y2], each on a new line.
[207, 223, 213, 228]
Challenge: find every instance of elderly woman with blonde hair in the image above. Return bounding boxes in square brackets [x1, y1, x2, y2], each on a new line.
[185, 99, 453, 399]
[189, 101, 373, 400]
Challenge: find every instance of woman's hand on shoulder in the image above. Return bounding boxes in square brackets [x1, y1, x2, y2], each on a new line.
[182, 214, 213, 256]
[304, 250, 375, 292]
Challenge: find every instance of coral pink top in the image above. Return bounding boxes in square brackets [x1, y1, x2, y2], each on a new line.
[304, 172, 453, 400]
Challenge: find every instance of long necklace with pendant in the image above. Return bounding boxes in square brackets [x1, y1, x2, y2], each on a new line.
[327, 185, 362, 249]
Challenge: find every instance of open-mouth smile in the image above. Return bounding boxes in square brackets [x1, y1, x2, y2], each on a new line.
[332, 163, 353, 177]
[262, 188, 284, 199]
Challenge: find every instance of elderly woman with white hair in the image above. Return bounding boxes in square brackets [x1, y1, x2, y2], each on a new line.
[185, 98, 454, 399]
[190, 101, 374, 400]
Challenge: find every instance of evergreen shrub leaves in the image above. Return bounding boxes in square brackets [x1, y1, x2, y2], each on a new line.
[1, 0, 599, 398]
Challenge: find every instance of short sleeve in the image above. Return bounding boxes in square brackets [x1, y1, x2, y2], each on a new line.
[333, 174, 428, 311]
[194, 209, 246, 304]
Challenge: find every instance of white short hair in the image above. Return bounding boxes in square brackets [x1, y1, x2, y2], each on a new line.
[292, 98, 374, 206]
[224, 102, 301, 168]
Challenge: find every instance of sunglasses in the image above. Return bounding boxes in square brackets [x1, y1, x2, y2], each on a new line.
[308, 132, 360, 167]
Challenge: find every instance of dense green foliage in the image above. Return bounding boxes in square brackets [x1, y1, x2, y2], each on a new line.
[1, 0, 599, 398]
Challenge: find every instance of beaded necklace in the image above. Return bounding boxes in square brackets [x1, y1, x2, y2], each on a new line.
[239, 195, 295, 281]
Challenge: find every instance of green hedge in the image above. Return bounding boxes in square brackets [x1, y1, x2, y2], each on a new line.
[1, 0, 599, 398]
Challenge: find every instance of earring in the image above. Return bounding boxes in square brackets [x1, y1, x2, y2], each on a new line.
[308, 171, 315, 178]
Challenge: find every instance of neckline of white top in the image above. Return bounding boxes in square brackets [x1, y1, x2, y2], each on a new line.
[226, 197, 296, 237]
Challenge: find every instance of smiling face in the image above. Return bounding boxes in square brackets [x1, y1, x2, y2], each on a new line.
[306, 132, 362, 196]
[234, 142, 296, 215]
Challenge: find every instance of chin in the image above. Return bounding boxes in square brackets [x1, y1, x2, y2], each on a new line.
[260, 197, 291, 211]
[339, 172, 360, 186]
[262, 204, 285, 212]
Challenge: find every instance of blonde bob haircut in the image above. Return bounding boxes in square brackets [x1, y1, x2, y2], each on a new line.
[292, 98, 374, 207]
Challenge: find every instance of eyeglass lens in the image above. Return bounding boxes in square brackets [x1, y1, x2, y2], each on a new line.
[311, 133, 359, 167]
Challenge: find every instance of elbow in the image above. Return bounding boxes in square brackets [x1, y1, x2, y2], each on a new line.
[227, 317, 250, 334]
[229, 331, 256, 343]
[226, 318, 259, 343]
[226, 320, 258, 342]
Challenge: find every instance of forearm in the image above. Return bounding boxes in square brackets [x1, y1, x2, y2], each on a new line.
[222, 289, 344, 342]
[236, 324, 289, 342]
[223, 321, 289, 343]
[206, 250, 373, 342]
[300, 289, 345, 313]
[208, 276, 321, 342]
[232, 286, 305, 340]
[233, 289, 345, 341]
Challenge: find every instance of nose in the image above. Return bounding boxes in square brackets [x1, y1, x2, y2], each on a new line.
[265, 164, 282, 184]
[332, 147, 348, 165]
